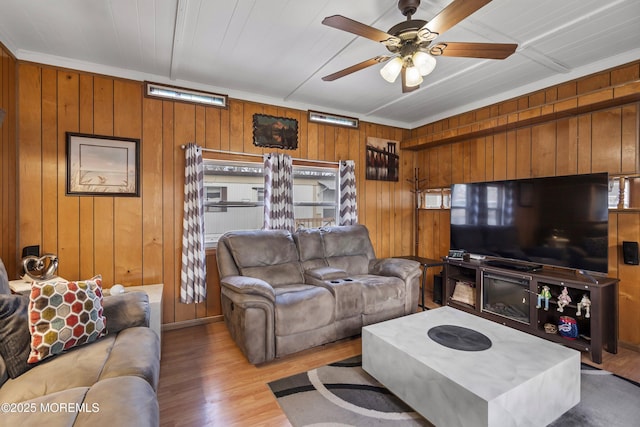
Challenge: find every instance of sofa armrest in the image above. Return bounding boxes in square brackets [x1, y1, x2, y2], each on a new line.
[103, 292, 150, 334]
[220, 276, 276, 302]
[369, 258, 421, 281]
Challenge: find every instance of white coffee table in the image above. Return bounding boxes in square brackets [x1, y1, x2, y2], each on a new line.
[362, 306, 580, 427]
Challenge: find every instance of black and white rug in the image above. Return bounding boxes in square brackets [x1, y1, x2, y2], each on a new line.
[269, 356, 640, 427]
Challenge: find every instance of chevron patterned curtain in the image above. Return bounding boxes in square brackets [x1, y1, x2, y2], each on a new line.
[263, 153, 295, 232]
[339, 160, 358, 225]
[180, 143, 207, 303]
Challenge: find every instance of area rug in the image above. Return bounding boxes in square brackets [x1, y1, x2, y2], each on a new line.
[269, 356, 640, 427]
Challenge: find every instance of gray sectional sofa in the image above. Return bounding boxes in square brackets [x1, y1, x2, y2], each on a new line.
[216, 224, 421, 364]
[0, 258, 160, 427]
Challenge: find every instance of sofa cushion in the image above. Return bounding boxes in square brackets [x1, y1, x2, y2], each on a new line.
[226, 229, 299, 267]
[294, 228, 327, 268]
[102, 291, 150, 334]
[0, 386, 90, 426]
[0, 326, 159, 404]
[226, 230, 304, 286]
[275, 285, 335, 336]
[28, 277, 106, 364]
[75, 376, 159, 427]
[98, 327, 160, 391]
[0, 294, 32, 379]
[321, 225, 375, 275]
[321, 225, 376, 259]
[0, 356, 7, 386]
[0, 377, 159, 427]
[0, 258, 10, 295]
[0, 334, 116, 404]
[352, 274, 405, 314]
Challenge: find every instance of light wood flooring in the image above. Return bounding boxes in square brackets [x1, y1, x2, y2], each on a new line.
[158, 296, 640, 427]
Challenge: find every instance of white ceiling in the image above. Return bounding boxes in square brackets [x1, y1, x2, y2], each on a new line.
[1, 0, 639, 129]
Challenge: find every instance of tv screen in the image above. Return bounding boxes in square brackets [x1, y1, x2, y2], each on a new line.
[450, 173, 609, 273]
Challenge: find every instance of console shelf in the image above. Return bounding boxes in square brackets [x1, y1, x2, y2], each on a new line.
[444, 258, 618, 364]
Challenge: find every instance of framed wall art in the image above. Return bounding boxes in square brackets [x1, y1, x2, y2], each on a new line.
[66, 132, 140, 196]
[253, 114, 298, 150]
[366, 137, 399, 181]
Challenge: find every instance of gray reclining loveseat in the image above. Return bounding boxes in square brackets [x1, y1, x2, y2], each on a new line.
[216, 224, 421, 364]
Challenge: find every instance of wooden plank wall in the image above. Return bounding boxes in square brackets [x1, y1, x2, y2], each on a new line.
[0, 43, 17, 276]
[15, 62, 415, 326]
[411, 61, 640, 347]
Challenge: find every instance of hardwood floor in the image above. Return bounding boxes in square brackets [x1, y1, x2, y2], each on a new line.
[158, 321, 361, 427]
[158, 297, 640, 427]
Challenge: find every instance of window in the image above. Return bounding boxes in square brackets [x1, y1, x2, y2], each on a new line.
[144, 82, 227, 108]
[202, 159, 339, 246]
[292, 165, 338, 230]
[204, 185, 227, 212]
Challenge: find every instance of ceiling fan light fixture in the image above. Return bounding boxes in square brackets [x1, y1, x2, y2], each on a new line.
[405, 66, 423, 87]
[380, 57, 404, 83]
[412, 51, 437, 76]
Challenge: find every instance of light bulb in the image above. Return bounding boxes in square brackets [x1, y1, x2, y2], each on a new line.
[412, 51, 436, 76]
[405, 66, 423, 87]
[380, 57, 403, 83]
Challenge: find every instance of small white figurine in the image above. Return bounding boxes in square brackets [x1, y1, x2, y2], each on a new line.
[557, 287, 572, 312]
[536, 285, 552, 311]
[576, 294, 591, 318]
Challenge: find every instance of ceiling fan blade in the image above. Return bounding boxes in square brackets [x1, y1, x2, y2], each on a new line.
[431, 42, 517, 59]
[425, 0, 492, 35]
[401, 68, 420, 93]
[322, 56, 391, 81]
[322, 15, 401, 46]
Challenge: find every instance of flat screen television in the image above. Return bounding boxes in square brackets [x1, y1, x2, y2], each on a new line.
[450, 173, 609, 274]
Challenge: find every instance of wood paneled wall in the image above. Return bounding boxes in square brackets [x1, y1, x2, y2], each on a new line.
[410, 61, 640, 346]
[0, 43, 17, 276]
[15, 62, 414, 326]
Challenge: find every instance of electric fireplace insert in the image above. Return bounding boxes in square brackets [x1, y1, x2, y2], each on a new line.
[482, 272, 530, 324]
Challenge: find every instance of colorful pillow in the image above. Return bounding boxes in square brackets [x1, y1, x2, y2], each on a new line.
[28, 276, 106, 364]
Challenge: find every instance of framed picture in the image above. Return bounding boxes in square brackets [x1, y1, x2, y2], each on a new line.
[66, 132, 140, 196]
[253, 114, 298, 150]
[366, 137, 399, 181]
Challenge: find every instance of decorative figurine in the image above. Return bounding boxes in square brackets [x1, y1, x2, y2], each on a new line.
[558, 316, 579, 339]
[576, 294, 591, 318]
[22, 254, 58, 280]
[536, 285, 552, 311]
[556, 287, 572, 312]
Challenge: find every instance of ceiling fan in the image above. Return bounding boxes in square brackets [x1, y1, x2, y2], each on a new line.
[321, 0, 518, 93]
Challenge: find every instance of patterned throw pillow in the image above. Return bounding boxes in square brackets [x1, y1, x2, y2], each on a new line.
[27, 276, 106, 364]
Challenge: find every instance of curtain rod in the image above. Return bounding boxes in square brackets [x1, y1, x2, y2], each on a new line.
[180, 145, 341, 166]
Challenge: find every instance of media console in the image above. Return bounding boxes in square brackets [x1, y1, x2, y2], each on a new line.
[444, 258, 618, 363]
